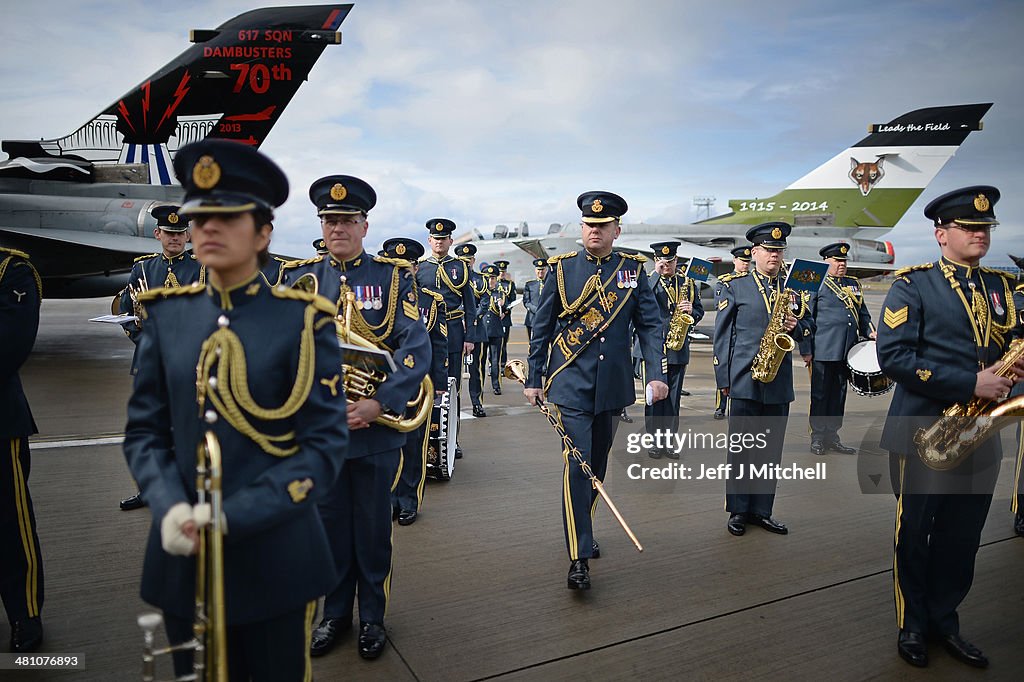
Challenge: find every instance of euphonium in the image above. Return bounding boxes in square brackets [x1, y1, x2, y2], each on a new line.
[751, 287, 797, 383]
[138, 430, 227, 682]
[915, 338, 1024, 470]
[665, 300, 694, 352]
[337, 291, 432, 433]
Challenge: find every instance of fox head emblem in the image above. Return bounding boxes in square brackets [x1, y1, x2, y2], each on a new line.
[849, 157, 884, 196]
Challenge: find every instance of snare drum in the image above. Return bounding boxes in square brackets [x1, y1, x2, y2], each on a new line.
[846, 340, 894, 397]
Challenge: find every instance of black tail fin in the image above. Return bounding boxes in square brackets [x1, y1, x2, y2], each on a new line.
[1, 5, 352, 184]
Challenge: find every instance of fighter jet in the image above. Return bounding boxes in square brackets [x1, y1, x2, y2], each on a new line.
[468, 103, 991, 283]
[0, 5, 353, 297]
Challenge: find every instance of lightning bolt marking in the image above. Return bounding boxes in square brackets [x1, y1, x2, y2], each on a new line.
[157, 71, 191, 131]
[117, 100, 137, 134]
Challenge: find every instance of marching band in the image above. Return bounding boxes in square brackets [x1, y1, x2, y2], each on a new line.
[6, 137, 1024, 677]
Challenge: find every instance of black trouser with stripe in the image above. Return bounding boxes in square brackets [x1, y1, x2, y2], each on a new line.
[809, 360, 848, 444]
[392, 421, 430, 513]
[467, 344, 485, 409]
[715, 388, 728, 415]
[725, 399, 789, 518]
[320, 450, 400, 626]
[488, 338, 503, 391]
[1, 436, 43, 625]
[551, 406, 617, 561]
[166, 601, 316, 681]
[645, 363, 685, 436]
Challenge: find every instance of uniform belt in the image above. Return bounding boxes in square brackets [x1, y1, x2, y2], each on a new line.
[446, 309, 465, 320]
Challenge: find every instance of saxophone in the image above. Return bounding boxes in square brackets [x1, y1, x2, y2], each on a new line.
[665, 292, 694, 352]
[751, 287, 797, 383]
[915, 338, 1024, 470]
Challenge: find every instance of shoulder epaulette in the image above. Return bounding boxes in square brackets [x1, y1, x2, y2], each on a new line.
[1015, 282, 1024, 293]
[137, 282, 204, 302]
[279, 255, 324, 270]
[547, 252, 577, 265]
[270, 286, 337, 316]
[133, 253, 160, 263]
[619, 252, 647, 263]
[373, 255, 416, 269]
[894, 262, 934, 278]
[421, 287, 445, 303]
[719, 271, 749, 286]
[981, 266, 1016, 282]
[0, 246, 30, 259]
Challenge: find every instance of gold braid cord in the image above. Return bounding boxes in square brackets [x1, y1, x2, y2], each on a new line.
[0, 254, 43, 299]
[164, 269, 180, 288]
[195, 305, 319, 456]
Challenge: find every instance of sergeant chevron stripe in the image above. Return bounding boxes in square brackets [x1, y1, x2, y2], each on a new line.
[883, 306, 908, 329]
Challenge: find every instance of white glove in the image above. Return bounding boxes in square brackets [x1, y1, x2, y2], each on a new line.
[160, 503, 196, 556]
[192, 503, 228, 535]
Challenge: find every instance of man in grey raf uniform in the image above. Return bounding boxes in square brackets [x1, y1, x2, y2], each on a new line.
[494, 259, 516, 382]
[799, 241, 875, 455]
[117, 203, 205, 512]
[713, 245, 751, 420]
[417, 220, 480, 458]
[877, 186, 1024, 670]
[525, 191, 668, 591]
[455, 242, 488, 417]
[118, 204, 205, 374]
[0, 246, 44, 652]
[522, 257, 549, 342]
[713, 222, 814, 538]
[386, 237, 449, 527]
[646, 241, 704, 459]
[478, 265, 510, 394]
[278, 175, 432, 661]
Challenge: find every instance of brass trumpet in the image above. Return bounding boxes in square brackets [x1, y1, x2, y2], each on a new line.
[139, 430, 227, 681]
[338, 290, 432, 433]
[504, 359, 643, 552]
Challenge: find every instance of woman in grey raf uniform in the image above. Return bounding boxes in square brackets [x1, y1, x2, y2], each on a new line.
[124, 140, 348, 681]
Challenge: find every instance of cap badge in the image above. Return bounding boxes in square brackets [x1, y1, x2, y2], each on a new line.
[435, 222, 444, 232]
[840, 245, 848, 254]
[661, 246, 670, 255]
[974, 194, 990, 212]
[771, 227, 783, 240]
[330, 183, 348, 201]
[192, 155, 221, 190]
[396, 243, 407, 256]
[167, 212, 179, 225]
[591, 199, 604, 213]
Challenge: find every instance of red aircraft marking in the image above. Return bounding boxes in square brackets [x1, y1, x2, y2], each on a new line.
[117, 100, 137, 134]
[225, 106, 277, 122]
[157, 71, 192, 131]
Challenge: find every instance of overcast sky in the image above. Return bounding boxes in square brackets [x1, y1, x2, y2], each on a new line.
[1, 0, 1022, 265]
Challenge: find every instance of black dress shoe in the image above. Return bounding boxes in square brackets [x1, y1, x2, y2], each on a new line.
[493, 386, 502, 395]
[120, 493, 146, 511]
[591, 540, 600, 559]
[810, 440, 825, 456]
[310, 618, 351, 657]
[664, 448, 680, 460]
[397, 509, 418, 526]
[713, 410, 725, 420]
[648, 448, 663, 459]
[567, 559, 590, 590]
[942, 633, 988, 668]
[751, 515, 788, 534]
[1015, 511, 1024, 537]
[727, 513, 746, 536]
[680, 389, 691, 396]
[10, 617, 42, 653]
[828, 440, 856, 455]
[454, 446, 463, 459]
[619, 409, 633, 423]
[897, 630, 928, 667]
[358, 622, 387, 660]
[472, 404, 487, 417]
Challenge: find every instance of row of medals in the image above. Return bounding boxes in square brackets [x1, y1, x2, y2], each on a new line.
[352, 286, 384, 311]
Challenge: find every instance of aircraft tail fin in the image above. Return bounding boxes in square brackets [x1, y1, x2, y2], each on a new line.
[699, 103, 992, 229]
[0, 5, 352, 185]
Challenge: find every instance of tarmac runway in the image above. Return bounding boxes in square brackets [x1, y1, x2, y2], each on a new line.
[9, 288, 1024, 680]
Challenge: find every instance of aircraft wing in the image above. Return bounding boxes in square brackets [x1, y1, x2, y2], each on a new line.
[845, 261, 898, 279]
[0, 225, 161, 254]
[615, 238, 733, 263]
[511, 238, 548, 259]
